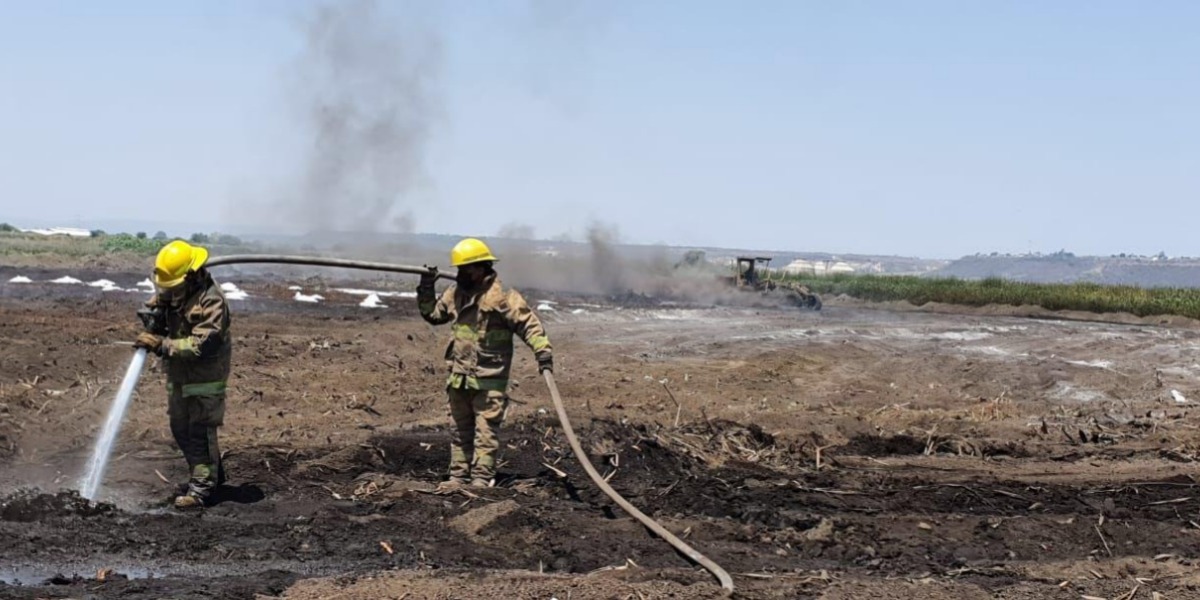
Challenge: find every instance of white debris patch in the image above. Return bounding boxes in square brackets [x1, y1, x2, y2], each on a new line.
[136, 279, 155, 289]
[880, 328, 995, 342]
[1066, 359, 1114, 370]
[87, 279, 124, 292]
[335, 287, 384, 296]
[8, 276, 32, 283]
[51, 276, 83, 284]
[219, 282, 250, 301]
[288, 285, 303, 291]
[1171, 389, 1189, 404]
[652, 312, 688, 321]
[294, 292, 324, 303]
[1051, 382, 1107, 403]
[537, 303, 557, 312]
[335, 288, 416, 299]
[1158, 365, 1200, 377]
[572, 308, 587, 315]
[929, 331, 993, 342]
[359, 293, 387, 308]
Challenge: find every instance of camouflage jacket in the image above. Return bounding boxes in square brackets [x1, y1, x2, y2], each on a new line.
[144, 270, 232, 397]
[418, 274, 551, 391]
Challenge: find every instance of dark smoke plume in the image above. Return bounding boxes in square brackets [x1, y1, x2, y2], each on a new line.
[496, 222, 536, 240]
[586, 221, 624, 293]
[271, 0, 442, 234]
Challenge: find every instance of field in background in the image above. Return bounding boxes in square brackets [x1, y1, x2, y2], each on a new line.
[787, 273, 1200, 320]
[0, 231, 262, 270]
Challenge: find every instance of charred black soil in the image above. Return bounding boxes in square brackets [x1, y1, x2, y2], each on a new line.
[4, 420, 1199, 599]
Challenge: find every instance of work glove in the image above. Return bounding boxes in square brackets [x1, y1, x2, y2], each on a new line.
[418, 265, 438, 293]
[134, 332, 164, 355]
[537, 356, 553, 374]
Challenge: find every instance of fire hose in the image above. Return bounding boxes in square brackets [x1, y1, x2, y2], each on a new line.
[206, 254, 458, 281]
[204, 255, 735, 594]
[543, 370, 734, 593]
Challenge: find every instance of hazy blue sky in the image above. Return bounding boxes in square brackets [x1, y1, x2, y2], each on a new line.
[1, 1, 1197, 259]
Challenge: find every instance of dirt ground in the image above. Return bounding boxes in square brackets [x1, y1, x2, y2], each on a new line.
[1, 264, 1199, 600]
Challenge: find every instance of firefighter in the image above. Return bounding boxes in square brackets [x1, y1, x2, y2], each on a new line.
[133, 240, 233, 509]
[417, 238, 553, 488]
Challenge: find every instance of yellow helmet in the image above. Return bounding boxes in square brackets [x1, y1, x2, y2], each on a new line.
[153, 240, 209, 289]
[450, 237, 498, 267]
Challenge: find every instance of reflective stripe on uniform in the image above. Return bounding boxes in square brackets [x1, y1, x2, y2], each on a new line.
[528, 334, 550, 352]
[169, 380, 228, 397]
[453, 325, 514, 348]
[452, 323, 479, 341]
[446, 373, 508, 392]
[171, 336, 197, 357]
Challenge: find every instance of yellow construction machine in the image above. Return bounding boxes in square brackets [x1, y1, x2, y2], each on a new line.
[728, 256, 822, 310]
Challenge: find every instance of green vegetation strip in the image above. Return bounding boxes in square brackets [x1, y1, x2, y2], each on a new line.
[788, 274, 1200, 320]
[100, 234, 169, 254]
[0, 230, 255, 257]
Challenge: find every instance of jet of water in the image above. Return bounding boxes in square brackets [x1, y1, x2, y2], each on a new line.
[80, 348, 148, 501]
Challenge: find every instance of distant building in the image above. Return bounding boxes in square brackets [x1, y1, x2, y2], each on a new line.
[783, 259, 818, 275]
[829, 261, 856, 274]
[783, 259, 857, 276]
[22, 227, 92, 238]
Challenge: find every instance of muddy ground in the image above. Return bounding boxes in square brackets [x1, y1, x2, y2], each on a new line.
[1, 265, 1199, 599]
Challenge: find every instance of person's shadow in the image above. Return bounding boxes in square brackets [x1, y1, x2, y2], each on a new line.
[206, 483, 266, 506]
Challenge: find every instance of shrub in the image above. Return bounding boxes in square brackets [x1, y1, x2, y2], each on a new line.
[101, 233, 167, 254]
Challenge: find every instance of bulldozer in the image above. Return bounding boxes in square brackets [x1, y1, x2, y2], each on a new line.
[728, 256, 821, 311]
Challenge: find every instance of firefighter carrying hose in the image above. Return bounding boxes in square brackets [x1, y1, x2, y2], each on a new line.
[418, 238, 553, 489]
[133, 240, 233, 509]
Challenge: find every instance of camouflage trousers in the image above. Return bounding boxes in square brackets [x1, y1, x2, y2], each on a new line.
[167, 387, 226, 498]
[447, 387, 509, 483]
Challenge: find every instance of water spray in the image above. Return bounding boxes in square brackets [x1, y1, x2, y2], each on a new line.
[80, 348, 147, 501]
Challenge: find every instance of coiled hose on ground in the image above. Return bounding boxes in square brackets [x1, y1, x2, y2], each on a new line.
[205, 254, 735, 594]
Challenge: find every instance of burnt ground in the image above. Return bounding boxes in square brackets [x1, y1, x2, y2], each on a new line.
[1, 266, 1200, 599]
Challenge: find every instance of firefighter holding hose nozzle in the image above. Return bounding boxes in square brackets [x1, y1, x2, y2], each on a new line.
[418, 238, 553, 490]
[133, 240, 233, 510]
